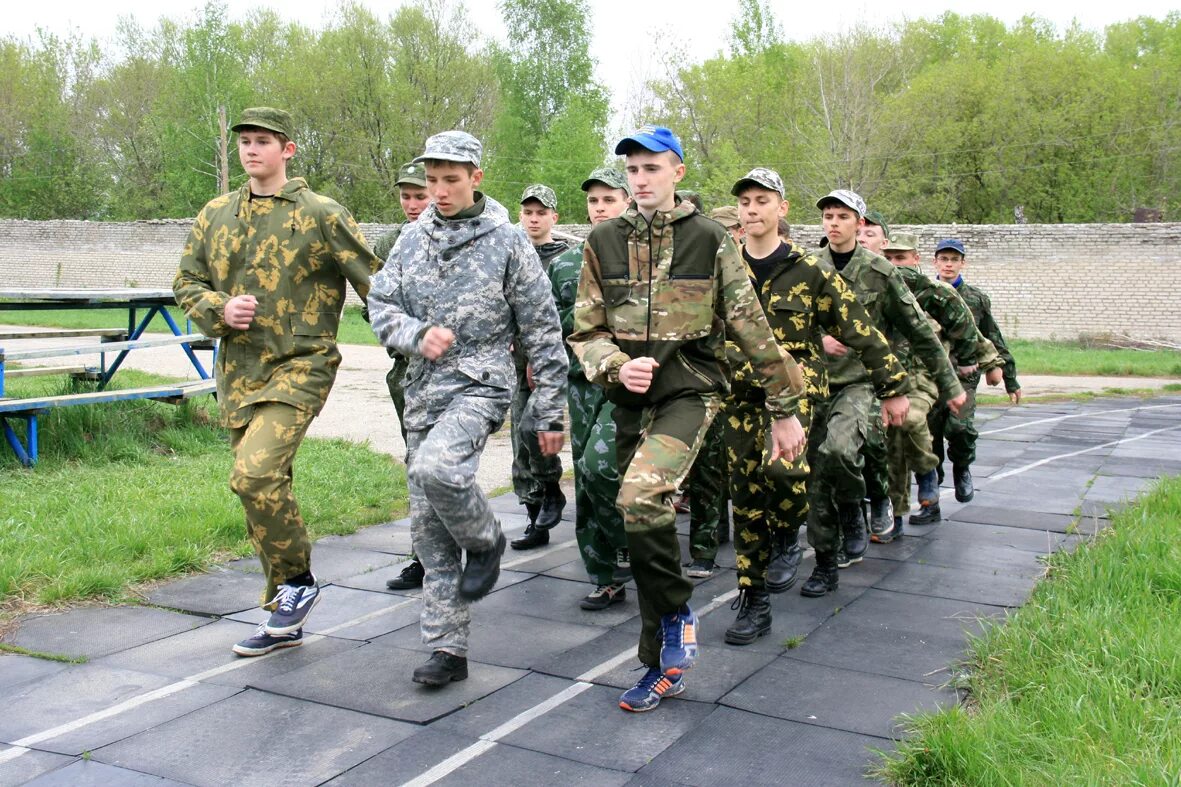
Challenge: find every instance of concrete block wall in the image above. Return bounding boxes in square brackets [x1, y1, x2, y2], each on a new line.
[2, 219, 1178, 342]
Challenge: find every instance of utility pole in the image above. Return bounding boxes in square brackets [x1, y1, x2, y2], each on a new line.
[217, 105, 229, 194]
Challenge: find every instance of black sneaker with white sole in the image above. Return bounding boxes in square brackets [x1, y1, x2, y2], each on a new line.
[232, 623, 303, 657]
[264, 581, 321, 636]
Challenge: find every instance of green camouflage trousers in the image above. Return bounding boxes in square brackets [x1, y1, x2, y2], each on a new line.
[615, 392, 720, 668]
[862, 399, 890, 503]
[511, 371, 563, 506]
[569, 377, 627, 586]
[724, 395, 811, 589]
[407, 396, 503, 657]
[887, 371, 940, 514]
[686, 414, 727, 561]
[930, 370, 980, 468]
[807, 382, 876, 556]
[228, 402, 316, 605]
[386, 352, 409, 444]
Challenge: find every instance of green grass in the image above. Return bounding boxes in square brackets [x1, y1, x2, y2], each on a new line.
[0, 306, 191, 333]
[1011, 338, 1181, 377]
[878, 477, 1181, 785]
[0, 371, 407, 608]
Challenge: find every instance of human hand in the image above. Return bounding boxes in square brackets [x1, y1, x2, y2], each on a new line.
[985, 367, 1003, 386]
[957, 364, 979, 377]
[538, 431, 564, 456]
[419, 326, 455, 360]
[1009, 388, 1023, 405]
[769, 416, 806, 463]
[946, 391, 968, 416]
[881, 395, 910, 427]
[526, 364, 535, 390]
[619, 357, 660, 394]
[224, 295, 258, 330]
[822, 335, 848, 357]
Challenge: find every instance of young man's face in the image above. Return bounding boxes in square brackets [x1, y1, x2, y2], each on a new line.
[737, 187, 787, 242]
[857, 223, 887, 254]
[935, 250, 966, 282]
[821, 204, 862, 252]
[884, 249, 921, 268]
[399, 184, 430, 222]
[519, 201, 558, 242]
[585, 184, 629, 225]
[425, 161, 483, 217]
[237, 129, 294, 184]
[624, 150, 684, 212]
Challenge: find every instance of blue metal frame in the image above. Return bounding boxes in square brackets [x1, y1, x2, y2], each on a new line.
[2, 413, 38, 466]
[99, 305, 210, 388]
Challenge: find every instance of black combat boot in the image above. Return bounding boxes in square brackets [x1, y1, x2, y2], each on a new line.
[724, 589, 772, 645]
[867, 498, 894, 540]
[953, 465, 974, 502]
[838, 502, 868, 565]
[536, 482, 566, 530]
[511, 502, 548, 550]
[412, 650, 468, 686]
[766, 531, 803, 593]
[458, 532, 505, 601]
[800, 552, 839, 597]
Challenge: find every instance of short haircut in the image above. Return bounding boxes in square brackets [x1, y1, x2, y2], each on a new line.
[777, 218, 791, 238]
[421, 159, 477, 175]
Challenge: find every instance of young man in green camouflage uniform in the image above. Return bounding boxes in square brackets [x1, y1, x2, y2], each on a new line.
[510, 184, 571, 550]
[174, 107, 381, 657]
[569, 127, 806, 712]
[805, 190, 967, 595]
[722, 170, 907, 645]
[932, 238, 1022, 501]
[370, 161, 432, 592]
[877, 232, 1003, 536]
[549, 167, 632, 609]
[368, 131, 567, 686]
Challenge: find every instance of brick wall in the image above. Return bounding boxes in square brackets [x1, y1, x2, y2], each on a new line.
[2, 219, 1178, 342]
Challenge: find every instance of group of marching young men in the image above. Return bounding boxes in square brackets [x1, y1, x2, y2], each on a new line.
[178, 109, 1018, 714]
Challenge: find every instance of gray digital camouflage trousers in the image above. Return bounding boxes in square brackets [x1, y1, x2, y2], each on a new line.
[406, 397, 503, 657]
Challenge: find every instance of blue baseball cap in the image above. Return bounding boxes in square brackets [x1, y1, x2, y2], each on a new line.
[935, 239, 966, 255]
[614, 125, 684, 161]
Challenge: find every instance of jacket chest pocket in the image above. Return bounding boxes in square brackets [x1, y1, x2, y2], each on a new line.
[769, 297, 813, 347]
[602, 280, 645, 339]
[650, 275, 714, 341]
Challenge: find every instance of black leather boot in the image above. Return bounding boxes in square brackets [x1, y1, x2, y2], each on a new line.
[839, 502, 867, 565]
[510, 522, 549, 550]
[766, 532, 803, 593]
[724, 589, 772, 645]
[953, 465, 974, 502]
[458, 532, 505, 601]
[412, 650, 468, 685]
[800, 552, 839, 597]
[536, 482, 566, 530]
[909, 501, 942, 525]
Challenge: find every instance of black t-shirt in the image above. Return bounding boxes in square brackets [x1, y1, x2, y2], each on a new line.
[743, 241, 792, 290]
[830, 247, 855, 271]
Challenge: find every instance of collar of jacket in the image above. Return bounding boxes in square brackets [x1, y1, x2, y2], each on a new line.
[420, 194, 510, 254]
[950, 274, 964, 289]
[533, 238, 571, 261]
[619, 198, 697, 232]
[237, 177, 308, 203]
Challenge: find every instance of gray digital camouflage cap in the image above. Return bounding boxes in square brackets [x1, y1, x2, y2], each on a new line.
[414, 130, 482, 167]
[816, 188, 867, 217]
[731, 167, 784, 198]
[232, 107, 294, 138]
[581, 167, 629, 193]
[395, 161, 427, 188]
[883, 231, 918, 252]
[520, 184, 558, 210]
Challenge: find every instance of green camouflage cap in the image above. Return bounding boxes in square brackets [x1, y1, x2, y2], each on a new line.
[581, 167, 629, 193]
[708, 205, 741, 228]
[232, 107, 294, 138]
[731, 167, 784, 198]
[520, 184, 558, 210]
[395, 161, 427, 188]
[883, 231, 918, 252]
[863, 210, 890, 237]
[414, 130, 482, 167]
[816, 188, 866, 216]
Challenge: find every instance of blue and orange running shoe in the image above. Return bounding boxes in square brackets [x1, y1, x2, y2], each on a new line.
[619, 667, 685, 712]
[659, 605, 699, 675]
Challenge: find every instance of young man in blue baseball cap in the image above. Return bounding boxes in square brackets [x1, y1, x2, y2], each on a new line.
[568, 126, 806, 711]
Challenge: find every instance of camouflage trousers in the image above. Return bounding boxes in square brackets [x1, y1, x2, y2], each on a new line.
[724, 395, 811, 589]
[569, 378, 627, 586]
[887, 372, 940, 514]
[807, 382, 876, 556]
[930, 371, 980, 468]
[686, 414, 727, 561]
[386, 352, 409, 445]
[615, 393, 720, 668]
[511, 371, 563, 506]
[406, 397, 503, 657]
[228, 403, 316, 605]
[861, 400, 890, 504]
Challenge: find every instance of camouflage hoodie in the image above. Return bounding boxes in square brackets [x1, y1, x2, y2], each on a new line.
[366, 194, 567, 432]
[569, 201, 802, 418]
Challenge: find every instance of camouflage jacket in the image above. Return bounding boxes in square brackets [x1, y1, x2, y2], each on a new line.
[372, 223, 406, 263]
[728, 242, 909, 403]
[174, 177, 380, 425]
[818, 244, 963, 402]
[568, 201, 803, 419]
[893, 265, 1001, 370]
[549, 240, 587, 381]
[953, 278, 1020, 392]
[513, 238, 571, 374]
[367, 194, 568, 432]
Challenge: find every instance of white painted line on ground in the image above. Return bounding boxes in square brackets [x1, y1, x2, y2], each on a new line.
[979, 402, 1181, 436]
[985, 424, 1181, 484]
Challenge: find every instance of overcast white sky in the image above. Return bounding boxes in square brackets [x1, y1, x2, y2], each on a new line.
[4, 0, 1178, 129]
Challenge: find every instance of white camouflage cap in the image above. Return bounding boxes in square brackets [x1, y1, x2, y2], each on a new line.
[414, 130, 482, 167]
[816, 188, 866, 216]
[731, 167, 784, 198]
